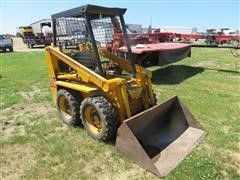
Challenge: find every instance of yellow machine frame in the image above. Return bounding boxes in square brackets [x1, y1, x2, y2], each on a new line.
[46, 46, 156, 123]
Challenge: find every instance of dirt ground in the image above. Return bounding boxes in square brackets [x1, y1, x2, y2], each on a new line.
[12, 38, 45, 52]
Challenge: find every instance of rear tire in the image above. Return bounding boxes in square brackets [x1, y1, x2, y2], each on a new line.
[56, 89, 81, 125]
[80, 96, 118, 141]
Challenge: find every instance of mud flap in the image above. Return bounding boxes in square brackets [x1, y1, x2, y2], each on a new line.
[116, 96, 206, 177]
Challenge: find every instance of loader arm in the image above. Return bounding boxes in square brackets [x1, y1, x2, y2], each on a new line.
[46, 46, 124, 92]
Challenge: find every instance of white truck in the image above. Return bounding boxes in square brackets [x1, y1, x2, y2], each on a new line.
[0, 35, 13, 52]
[31, 19, 52, 36]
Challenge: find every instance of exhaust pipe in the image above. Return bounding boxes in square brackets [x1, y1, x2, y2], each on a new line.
[116, 96, 206, 177]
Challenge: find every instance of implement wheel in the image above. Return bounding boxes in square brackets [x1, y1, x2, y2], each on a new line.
[56, 89, 81, 125]
[80, 96, 118, 141]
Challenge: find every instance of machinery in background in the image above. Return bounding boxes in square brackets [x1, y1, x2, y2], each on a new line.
[26, 19, 52, 48]
[205, 29, 240, 45]
[99, 30, 192, 67]
[46, 4, 206, 177]
[137, 28, 239, 46]
[16, 26, 34, 44]
[16, 26, 33, 38]
[17, 19, 52, 48]
[142, 29, 240, 57]
[55, 17, 191, 67]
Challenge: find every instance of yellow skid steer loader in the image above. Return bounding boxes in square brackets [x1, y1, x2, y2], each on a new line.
[46, 4, 206, 177]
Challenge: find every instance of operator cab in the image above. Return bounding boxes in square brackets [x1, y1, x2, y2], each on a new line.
[51, 4, 136, 78]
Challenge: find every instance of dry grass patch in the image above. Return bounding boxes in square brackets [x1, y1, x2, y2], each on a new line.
[0, 144, 36, 180]
[1, 101, 55, 140]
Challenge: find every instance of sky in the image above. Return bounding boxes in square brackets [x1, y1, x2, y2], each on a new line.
[0, 0, 239, 34]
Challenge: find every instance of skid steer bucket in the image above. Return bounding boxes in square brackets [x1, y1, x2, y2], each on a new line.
[116, 96, 206, 177]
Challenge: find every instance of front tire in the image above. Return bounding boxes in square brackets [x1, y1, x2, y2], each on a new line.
[9, 47, 13, 52]
[80, 96, 118, 141]
[56, 89, 81, 125]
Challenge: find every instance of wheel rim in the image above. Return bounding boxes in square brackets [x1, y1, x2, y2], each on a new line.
[59, 95, 72, 120]
[84, 105, 103, 135]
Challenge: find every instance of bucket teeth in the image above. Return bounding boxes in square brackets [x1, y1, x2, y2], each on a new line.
[116, 96, 206, 177]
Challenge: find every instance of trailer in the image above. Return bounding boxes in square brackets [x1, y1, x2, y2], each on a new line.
[210, 34, 240, 44]
[25, 19, 53, 48]
[161, 27, 197, 34]
[175, 33, 203, 41]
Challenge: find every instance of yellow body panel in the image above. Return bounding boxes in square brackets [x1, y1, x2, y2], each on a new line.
[55, 81, 98, 93]
[45, 46, 156, 123]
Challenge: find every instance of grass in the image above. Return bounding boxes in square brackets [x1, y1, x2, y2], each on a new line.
[0, 48, 240, 179]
